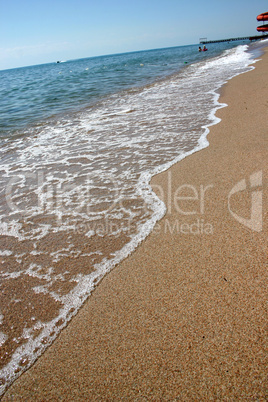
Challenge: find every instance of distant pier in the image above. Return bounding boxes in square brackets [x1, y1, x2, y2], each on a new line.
[200, 34, 268, 44]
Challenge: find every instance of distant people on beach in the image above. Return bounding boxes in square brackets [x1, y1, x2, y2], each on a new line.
[199, 47, 202, 52]
[203, 45, 208, 51]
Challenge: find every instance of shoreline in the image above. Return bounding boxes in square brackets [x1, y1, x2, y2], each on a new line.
[2, 48, 267, 400]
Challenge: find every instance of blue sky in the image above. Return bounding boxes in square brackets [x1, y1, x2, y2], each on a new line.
[0, 0, 267, 70]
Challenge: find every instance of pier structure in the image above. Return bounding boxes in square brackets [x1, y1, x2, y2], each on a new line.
[200, 34, 268, 44]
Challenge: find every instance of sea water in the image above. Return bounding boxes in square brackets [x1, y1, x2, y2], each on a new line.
[0, 40, 261, 394]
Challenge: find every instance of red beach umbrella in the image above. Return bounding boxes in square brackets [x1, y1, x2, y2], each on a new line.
[257, 24, 268, 32]
[256, 12, 268, 21]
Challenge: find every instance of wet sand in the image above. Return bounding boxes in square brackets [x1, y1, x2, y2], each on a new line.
[3, 48, 268, 400]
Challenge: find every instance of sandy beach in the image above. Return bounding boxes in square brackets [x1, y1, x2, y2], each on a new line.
[2, 47, 267, 400]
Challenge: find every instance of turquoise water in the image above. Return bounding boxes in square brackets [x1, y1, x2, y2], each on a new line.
[0, 41, 251, 137]
[0, 40, 261, 395]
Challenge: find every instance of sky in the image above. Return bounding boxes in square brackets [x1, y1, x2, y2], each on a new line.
[0, 0, 267, 70]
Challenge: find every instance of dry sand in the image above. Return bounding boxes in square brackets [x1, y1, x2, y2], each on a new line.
[3, 48, 267, 401]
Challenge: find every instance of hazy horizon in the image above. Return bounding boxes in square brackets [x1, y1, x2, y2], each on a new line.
[0, 0, 267, 70]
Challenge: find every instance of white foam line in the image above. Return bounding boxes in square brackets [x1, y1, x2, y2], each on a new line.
[0, 45, 259, 397]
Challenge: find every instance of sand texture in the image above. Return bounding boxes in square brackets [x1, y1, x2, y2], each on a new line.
[2, 48, 268, 400]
